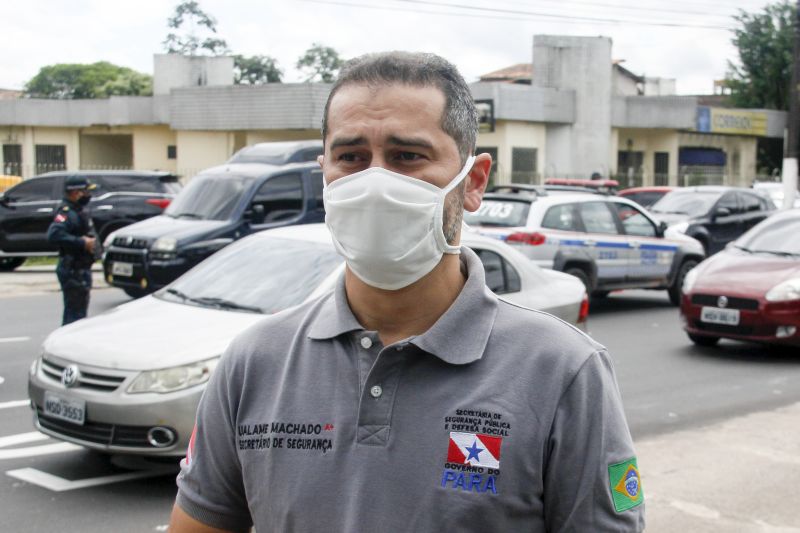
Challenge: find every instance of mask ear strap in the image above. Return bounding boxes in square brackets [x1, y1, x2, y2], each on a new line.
[442, 156, 476, 194]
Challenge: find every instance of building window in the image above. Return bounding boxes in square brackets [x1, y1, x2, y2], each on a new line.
[511, 147, 537, 184]
[617, 150, 644, 188]
[654, 152, 669, 186]
[167, 145, 177, 160]
[476, 146, 498, 187]
[2, 144, 22, 176]
[35, 144, 66, 175]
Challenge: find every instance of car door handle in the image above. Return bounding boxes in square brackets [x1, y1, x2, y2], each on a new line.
[36, 208, 53, 213]
[584, 239, 596, 246]
[95, 205, 113, 211]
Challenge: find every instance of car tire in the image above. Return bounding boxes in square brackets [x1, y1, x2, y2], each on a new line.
[123, 287, 149, 299]
[688, 333, 719, 347]
[0, 257, 25, 272]
[668, 259, 698, 306]
[565, 267, 592, 296]
[592, 290, 610, 299]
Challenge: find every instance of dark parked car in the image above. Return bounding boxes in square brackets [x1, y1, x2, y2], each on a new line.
[617, 186, 675, 208]
[103, 159, 326, 297]
[650, 186, 775, 255]
[680, 209, 800, 347]
[0, 171, 180, 271]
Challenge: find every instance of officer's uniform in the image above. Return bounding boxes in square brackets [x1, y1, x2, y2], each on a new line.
[176, 247, 645, 532]
[47, 176, 97, 325]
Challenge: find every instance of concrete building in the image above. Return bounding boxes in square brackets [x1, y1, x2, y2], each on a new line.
[0, 38, 787, 189]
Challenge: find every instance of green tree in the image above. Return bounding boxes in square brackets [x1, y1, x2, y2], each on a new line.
[163, 1, 229, 55]
[296, 43, 344, 83]
[24, 62, 153, 99]
[234, 55, 282, 84]
[726, 1, 794, 110]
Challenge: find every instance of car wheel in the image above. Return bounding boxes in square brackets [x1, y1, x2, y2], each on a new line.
[668, 259, 698, 306]
[688, 333, 719, 347]
[592, 290, 610, 299]
[0, 257, 25, 272]
[123, 287, 149, 298]
[565, 267, 592, 296]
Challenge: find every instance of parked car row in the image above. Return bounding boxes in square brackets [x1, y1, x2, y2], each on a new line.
[28, 224, 587, 456]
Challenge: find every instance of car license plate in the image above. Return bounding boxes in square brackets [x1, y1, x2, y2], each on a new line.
[112, 262, 133, 277]
[700, 306, 740, 326]
[43, 391, 85, 425]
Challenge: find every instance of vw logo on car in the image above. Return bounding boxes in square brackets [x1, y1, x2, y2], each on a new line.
[61, 365, 81, 388]
[717, 296, 728, 308]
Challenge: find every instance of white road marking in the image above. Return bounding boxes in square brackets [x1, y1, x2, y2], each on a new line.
[0, 442, 79, 460]
[0, 399, 30, 410]
[0, 337, 31, 343]
[6, 466, 176, 492]
[0, 431, 47, 448]
[0, 376, 4, 384]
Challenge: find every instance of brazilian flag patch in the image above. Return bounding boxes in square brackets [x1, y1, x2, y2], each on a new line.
[608, 458, 643, 512]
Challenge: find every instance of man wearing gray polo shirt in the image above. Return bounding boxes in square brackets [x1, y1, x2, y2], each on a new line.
[169, 52, 645, 532]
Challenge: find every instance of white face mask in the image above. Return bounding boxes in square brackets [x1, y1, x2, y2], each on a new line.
[323, 156, 476, 290]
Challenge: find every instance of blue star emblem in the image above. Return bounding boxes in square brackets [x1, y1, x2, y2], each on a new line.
[465, 440, 484, 463]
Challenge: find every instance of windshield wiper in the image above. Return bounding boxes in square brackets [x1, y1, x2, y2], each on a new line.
[653, 210, 689, 215]
[173, 213, 203, 219]
[732, 244, 752, 253]
[165, 288, 192, 301]
[193, 297, 263, 313]
[752, 249, 799, 257]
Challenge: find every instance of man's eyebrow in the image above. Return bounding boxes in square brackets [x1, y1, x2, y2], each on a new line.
[387, 136, 434, 149]
[329, 136, 367, 150]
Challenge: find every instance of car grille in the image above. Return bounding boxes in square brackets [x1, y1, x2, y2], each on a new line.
[41, 358, 127, 392]
[35, 407, 176, 448]
[691, 294, 759, 311]
[695, 322, 755, 336]
[106, 251, 145, 264]
[112, 237, 149, 249]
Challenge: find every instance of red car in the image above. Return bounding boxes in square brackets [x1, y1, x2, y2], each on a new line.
[617, 186, 675, 209]
[680, 210, 800, 347]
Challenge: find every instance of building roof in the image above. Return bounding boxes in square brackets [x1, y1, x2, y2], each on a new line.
[0, 88, 22, 100]
[478, 63, 532, 84]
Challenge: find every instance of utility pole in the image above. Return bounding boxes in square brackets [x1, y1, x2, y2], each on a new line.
[782, 0, 800, 209]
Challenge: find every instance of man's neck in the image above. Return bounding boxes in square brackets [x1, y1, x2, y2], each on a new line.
[344, 254, 466, 347]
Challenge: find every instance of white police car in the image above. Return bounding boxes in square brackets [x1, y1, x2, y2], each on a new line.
[465, 186, 705, 305]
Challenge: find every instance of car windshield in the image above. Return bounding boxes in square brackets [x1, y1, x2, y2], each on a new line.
[157, 236, 342, 313]
[650, 191, 719, 217]
[463, 199, 530, 227]
[735, 216, 800, 256]
[164, 174, 252, 221]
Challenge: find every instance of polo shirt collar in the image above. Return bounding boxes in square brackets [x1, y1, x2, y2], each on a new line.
[307, 247, 498, 366]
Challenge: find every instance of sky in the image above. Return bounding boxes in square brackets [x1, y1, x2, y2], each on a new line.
[0, 0, 775, 95]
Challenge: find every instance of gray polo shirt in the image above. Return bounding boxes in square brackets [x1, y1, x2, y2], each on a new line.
[176, 247, 645, 532]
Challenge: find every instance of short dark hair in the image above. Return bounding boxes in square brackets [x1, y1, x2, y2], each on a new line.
[321, 51, 478, 164]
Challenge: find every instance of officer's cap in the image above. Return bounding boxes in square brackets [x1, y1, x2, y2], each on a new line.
[64, 175, 97, 191]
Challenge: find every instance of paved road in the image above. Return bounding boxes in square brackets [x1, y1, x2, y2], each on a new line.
[0, 282, 798, 531]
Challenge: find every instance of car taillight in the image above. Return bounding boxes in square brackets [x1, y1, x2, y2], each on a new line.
[506, 232, 546, 246]
[578, 295, 589, 323]
[146, 198, 171, 209]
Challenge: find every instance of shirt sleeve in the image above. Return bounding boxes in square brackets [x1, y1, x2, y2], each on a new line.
[47, 210, 85, 253]
[543, 349, 645, 532]
[175, 350, 253, 533]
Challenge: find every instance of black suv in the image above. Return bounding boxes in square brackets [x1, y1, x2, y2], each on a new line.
[650, 186, 775, 255]
[0, 171, 180, 271]
[103, 156, 326, 297]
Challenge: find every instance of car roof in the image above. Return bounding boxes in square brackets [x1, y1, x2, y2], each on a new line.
[482, 191, 616, 206]
[618, 186, 674, 194]
[195, 161, 320, 179]
[37, 170, 177, 179]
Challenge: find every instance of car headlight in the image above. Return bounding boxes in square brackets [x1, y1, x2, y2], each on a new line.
[30, 356, 40, 376]
[103, 232, 117, 249]
[152, 237, 177, 252]
[668, 221, 689, 235]
[127, 357, 220, 394]
[682, 267, 700, 294]
[765, 278, 800, 302]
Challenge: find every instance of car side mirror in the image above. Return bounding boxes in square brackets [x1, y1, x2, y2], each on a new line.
[0, 194, 12, 207]
[657, 220, 668, 237]
[712, 207, 731, 220]
[245, 204, 266, 225]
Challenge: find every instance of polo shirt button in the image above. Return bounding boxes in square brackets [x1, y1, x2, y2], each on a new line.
[370, 385, 383, 398]
[360, 337, 373, 349]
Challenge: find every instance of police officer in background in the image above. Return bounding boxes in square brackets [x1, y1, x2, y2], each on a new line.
[47, 176, 98, 325]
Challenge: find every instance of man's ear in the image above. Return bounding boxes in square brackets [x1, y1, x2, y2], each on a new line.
[317, 154, 324, 168]
[463, 152, 492, 212]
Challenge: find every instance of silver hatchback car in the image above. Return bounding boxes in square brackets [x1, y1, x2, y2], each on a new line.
[28, 224, 587, 457]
